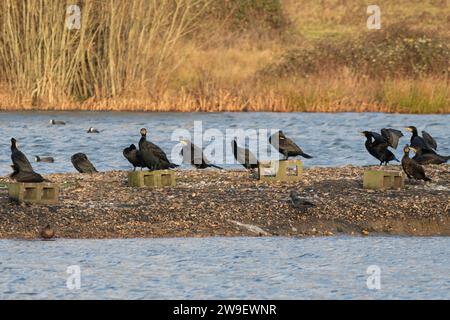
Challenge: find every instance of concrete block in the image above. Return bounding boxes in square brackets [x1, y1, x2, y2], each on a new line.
[258, 160, 303, 182]
[128, 170, 176, 188]
[8, 183, 60, 204]
[363, 170, 404, 190]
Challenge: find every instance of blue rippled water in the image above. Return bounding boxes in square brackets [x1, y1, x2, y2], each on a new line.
[0, 112, 449, 175]
[0, 237, 449, 299]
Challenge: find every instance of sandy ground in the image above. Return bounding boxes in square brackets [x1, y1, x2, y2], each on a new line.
[0, 165, 449, 239]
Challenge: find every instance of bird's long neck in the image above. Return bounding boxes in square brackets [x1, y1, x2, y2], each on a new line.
[232, 141, 237, 155]
[139, 135, 146, 144]
[411, 128, 418, 137]
[11, 141, 17, 151]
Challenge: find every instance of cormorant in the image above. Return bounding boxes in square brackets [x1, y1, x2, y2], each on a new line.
[87, 127, 100, 133]
[50, 119, 66, 125]
[405, 126, 437, 154]
[360, 128, 403, 165]
[11, 138, 33, 172]
[71, 153, 98, 173]
[269, 130, 312, 160]
[410, 146, 449, 165]
[401, 145, 431, 181]
[123, 144, 145, 171]
[138, 128, 178, 170]
[231, 139, 259, 169]
[35, 156, 55, 163]
[180, 139, 222, 169]
[10, 164, 45, 183]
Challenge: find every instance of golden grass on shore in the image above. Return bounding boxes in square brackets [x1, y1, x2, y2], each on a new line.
[0, 0, 449, 113]
[1, 75, 448, 113]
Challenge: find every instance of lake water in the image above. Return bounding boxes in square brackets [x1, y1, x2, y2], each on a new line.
[0, 112, 449, 175]
[0, 237, 449, 300]
[0, 112, 449, 300]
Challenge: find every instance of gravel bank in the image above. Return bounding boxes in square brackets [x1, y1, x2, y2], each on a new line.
[0, 165, 449, 239]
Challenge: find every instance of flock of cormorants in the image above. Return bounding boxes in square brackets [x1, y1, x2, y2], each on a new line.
[7, 121, 449, 184]
[361, 125, 449, 181]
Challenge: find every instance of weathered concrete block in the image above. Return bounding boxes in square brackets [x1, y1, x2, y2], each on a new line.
[128, 170, 176, 188]
[8, 183, 60, 204]
[363, 170, 404, 190]
[258, 160, 303, 182]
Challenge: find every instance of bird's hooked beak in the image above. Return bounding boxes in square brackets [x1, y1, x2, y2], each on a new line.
[409, 146, 417, 153]
[405, 127, 413, 132]
[140, 128, 147, 136]
[359, 132, 365, 136]
[180, 139, 188, 146]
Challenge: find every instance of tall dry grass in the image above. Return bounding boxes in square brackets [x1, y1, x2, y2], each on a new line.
[0, 0, 210, 107]
[0, 0, 448, 113]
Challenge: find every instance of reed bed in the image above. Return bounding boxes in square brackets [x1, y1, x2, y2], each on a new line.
[0, 0, 449, 113]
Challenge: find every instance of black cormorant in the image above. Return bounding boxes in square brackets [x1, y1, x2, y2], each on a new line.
[10, 164, 45, 183]
[405, 126, 437, 154]
[269, 130, 312, 160]
[35, 156, 55, 163]
[180, 139, 222, 169]
[138, 128, 178, 170]
[401, 145, 431, 181]
[360, 128, 403, 165]
[11, 138, 34, 172]
[410, 146, 449, 165]
[71, 153, 98, 173]
[231, 139, 259, 169]
[123, 144, 145, 171]
[50, 119, 66, 125]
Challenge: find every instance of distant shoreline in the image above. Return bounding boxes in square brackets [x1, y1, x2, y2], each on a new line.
[0, 107, 448, 114]
[0, 166, 448, 239]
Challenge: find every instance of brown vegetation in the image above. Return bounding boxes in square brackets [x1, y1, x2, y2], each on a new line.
[0, 0, 449, 113]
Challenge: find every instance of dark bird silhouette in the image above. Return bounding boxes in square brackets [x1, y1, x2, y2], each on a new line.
[35, 156, 55, 163]
[71, 153, 98, 173]
[138, 128, 178, 170]
[411, 146, 449, 165]
[10, 164, 45, 183]
[405, 126, 437, 154]
[401, 145, 431, 181]
[269, 130, 312, 160]
[180, 139, 222, 169]
[231, 139, 259, 169]
[50, 119, 66, 125]
[123, 144, 145, 171]
[40, 224, 55, 240]
[87, 127, 100, 133]
[11, 138, 33, 172]
[360, 128, 403, 165]
[289, 191, 315, 212]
